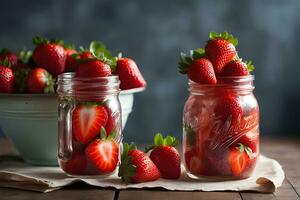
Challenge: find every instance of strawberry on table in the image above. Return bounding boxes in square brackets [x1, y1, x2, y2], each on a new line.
[205, 31, 238, 74]
[221, 60, 254, 76]
[0, 48, 18, 67]
[85, 128, 119, 173]
[115, 57, 146, 90]
[27, 68, 55, 93]
[228, 143, 252, 176]
[32, 36, 67, 77]
[179, 48, 216, 84]
[118, 143, 160, 183]
[145, 133, 181, 179]
[0, 59, 14, 93]
[72, 104, 108, 144]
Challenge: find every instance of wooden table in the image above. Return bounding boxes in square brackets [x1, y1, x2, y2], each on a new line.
[0, 138, 299, 200]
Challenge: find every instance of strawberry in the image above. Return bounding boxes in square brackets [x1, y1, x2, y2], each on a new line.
[221, 60, 254, 76]
[238, 131, 259, 154]
[228, 143, 252, 176]
[0, 58, 15, 93]
[205, 31, 238, 74]
[65, 47, 78, 72]
[115, 57, 146, 90]
[27, 68, 55, 93]
[75, 59, 112, 78]
[184, 149, 203, 174]
[178, 48, 216, 84]
[80, 51, 94, 59]
[214, 92, 243, 125]
[146, 133, 181, 179]
[32, 36, 66, 76]
[104, 107, 118, 136]
[62, 150, 87, 175]
[118, 143, 160, 183]
[72, 104, 108, 144]
[0, 49, 18, 67]
[85, 128, 119, 173]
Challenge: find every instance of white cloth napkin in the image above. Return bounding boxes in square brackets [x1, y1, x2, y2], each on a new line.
[0, 155, 284, 193]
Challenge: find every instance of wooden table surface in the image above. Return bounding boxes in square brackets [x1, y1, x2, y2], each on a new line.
[0, 137, 299, 200]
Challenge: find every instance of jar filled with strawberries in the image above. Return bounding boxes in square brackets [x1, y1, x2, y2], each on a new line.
[56, 45, 124, 176]
[179, 32, 259, 180]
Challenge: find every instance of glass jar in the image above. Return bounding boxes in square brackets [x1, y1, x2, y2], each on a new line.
[57, 73, 122, 176]
[183, 75, 259, 180]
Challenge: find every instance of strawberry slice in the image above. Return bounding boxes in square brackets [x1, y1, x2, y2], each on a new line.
[85, 128, 119, 173]
[228, 143, 251, 176]
[72, 105, 108, 144]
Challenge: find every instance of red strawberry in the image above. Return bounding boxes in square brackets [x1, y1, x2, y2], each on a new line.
[85, 128, 119, 173]
[72, 105, 108, 144]
[62, 150, 87, 175]
[238, 131, 259, 154]
[118, 143, 160, 183]
[214, 92, 243, 124]
[115, 58, 146, 90]
[0, 64, 14, 93]
[178, 48, 216, 84]
[228, 143, 251, 176]
[104, 107, 118, 136]
[75, 59, 112, 78]
[205, 32, 238, 74]
[0, 49, 18, 67]
[146, 133, 181, 179]
[65, 48, 78, 72]
[80, 51, 94, 59]
[27, 68, 55, 93]
[184, 149, 203, 174]
[32, 36, 66, 76]
[221, 60, 254, 76]
[187, 58, 216, 84]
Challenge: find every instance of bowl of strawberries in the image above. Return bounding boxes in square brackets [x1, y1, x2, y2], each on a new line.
[0, 38, 146, 165]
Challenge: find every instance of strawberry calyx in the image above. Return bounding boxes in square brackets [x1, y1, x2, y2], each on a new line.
[0, 57, 11, 67]
[18, 49, 32, 64]
[32, 36, 64, 46]
[245, 60, 255, 72]
[99, 127, 116, 141]
[43, 70, 55, 93]
[89, 41, 117, 71]
[184, 124, 196, 146]
[145, 133, 178, 153]
[178, 48, 205, 74]
[235, 143, 252, 156]
[118, 142, 138, 183]
[209, 31, 238, 46]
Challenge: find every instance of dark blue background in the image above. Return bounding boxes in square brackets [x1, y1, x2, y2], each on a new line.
[0, 0, 299, 143]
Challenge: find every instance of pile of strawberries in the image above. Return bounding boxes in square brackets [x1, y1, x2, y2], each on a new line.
[179, 31, 254, 84]
[0, 36, 146, 94]
[118, 133, 181, 183]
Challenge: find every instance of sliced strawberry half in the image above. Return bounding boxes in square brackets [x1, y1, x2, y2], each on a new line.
[228, 143, 251, 176]
[72, 104, 108, 144]
[85, 128, 119, 173]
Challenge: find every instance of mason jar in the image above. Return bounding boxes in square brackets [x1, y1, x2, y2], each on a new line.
[183, 75, 259, 180]
[57, 73, 122, 176]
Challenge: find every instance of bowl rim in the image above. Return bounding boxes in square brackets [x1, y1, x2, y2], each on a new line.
[0, 87, 146, 97]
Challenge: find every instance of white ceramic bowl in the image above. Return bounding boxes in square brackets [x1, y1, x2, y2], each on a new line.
[0, 87, 145, 166]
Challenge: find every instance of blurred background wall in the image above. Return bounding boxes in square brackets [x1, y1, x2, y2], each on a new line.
[0, 0, 299, 143]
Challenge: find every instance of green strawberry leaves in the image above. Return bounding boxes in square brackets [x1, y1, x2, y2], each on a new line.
[0, 57, 11, 67]
[145, 133, 178, 152]
[236, 143, 253, 156]
[118, 142, 137, 183]
[100, 127, 117, 141]
[32, 36, 64, 46]
[209, 31, 238, 46]
[18, 49, 32, 64]
[245, 60, 255, 72]
[178, 48, 205, 74]
[89, 41, 117, 71]
[184, 124, 196, 146]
